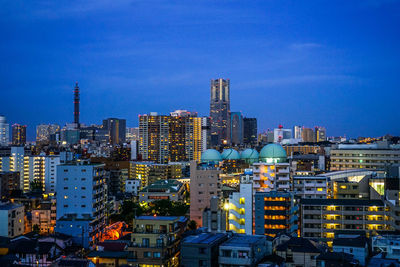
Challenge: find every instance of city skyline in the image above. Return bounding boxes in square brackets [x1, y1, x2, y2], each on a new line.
[1, 1, 400, 139]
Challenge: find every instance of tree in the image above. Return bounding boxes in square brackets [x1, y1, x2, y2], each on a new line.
[32, 224, 40, 234]
[187, 220, 197, 230]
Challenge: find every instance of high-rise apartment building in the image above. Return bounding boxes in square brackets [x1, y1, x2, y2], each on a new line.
[210, 78, 230, 146]
[103, 118, 126, 145]
[55, 161, 107, 248]
[0, 116, 9, 146]
[301, 127, 315, 143]
[139, 113, 169, 164]
[243, 117, 257, 146]
[229, 112, 243, 145]
[190, 161, 222, 227]
[293, 126, 302, 140]
[12, 124, 26, 146]
[126, 127, 139, 142]
[36, 124, 60, 143]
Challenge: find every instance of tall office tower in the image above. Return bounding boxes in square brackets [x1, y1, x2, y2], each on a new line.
[293, 126, 302, 140]
[314, 126, 327, 142]
[73, 82, 80, 128]
[210, 78, 230, 146]
[55, 161, 106, 248]
[36, 124, 60, 143]
[102, 118, 126, 145]
[0, 116, 9, 146]
[243, 117, 257, 146]
[230, 112, 243, 146]
[301, 127, 315, 142]
[11, 124, 26, 146]
[139, 113, 169, 164]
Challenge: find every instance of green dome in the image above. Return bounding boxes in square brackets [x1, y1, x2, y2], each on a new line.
[201, 149, 222, 163]
[241, 148, 259, 164]
[221, 149, 241, 160]
[259, 144, 287, 163]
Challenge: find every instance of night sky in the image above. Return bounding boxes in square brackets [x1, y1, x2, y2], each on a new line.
[1, 0, 399, 140]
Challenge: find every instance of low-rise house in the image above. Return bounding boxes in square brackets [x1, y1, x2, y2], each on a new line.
[275, 237, 321, 267]
[0, 203, 24, 238]
[316, 251, 357, 267]
[333, 236, 368, 266]
[139, 179, 186, 202]
[181, 232, 229, 267]
[218, 234, 268, 267]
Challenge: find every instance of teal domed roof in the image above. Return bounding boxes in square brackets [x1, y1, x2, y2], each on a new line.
[259, 144, 287, 163]
[201, 149, 222, 163]
[221, 149, 240, 160]
[240, 149, 259, 160]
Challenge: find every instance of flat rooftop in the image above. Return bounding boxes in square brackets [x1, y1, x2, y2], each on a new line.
[221, 234, 265, 248]
[136, 215, 180, 221]
[183, 232, 227, 245]
[0, 203, 23, 210]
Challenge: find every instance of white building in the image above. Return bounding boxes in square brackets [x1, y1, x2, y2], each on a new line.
[0, 116, 9, 146]
[292, 175, 327, 199]
[55, 161, 106, 248]
[252, 162, 291, 192]
[125, 179, 140, 195]
[0, 203, 24, 238]
[273, 127, 292, 143]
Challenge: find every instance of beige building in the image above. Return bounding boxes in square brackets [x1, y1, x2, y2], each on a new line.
[189, 161, 222, 227]
[330, 142, 400, 171]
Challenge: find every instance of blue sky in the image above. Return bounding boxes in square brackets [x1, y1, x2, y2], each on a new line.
[1, 0, 399, 140]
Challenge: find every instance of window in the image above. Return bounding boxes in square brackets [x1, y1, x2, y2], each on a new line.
[143, 251, 151, 258]
[81, 187, 86, 190]
[153, 252, 161, 258]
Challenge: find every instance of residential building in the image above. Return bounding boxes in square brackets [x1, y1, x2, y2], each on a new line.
[330, 142, 400, 170]
[301, 127, 315, 143]
[126, 127, 139, 142]
[275, 237, 321, 267]
[130, 162, 182, 188]
[218, 234, 269, 267]
[254, 191, 298, 238]
[333, 236, 368, 266]
[202, 196, 227, 233]
[36, 124, 60, 143]
[125, 179, 140, 195]
[181, 232, 228, 267]
[293, 126, 302, 140]
[210, 78, 230, 146]
[0, 203, 24, 238]
[372, 235, 400, 261]
[314, 126, 326, 142]
[243, 118, 257, 146]
[300, 198, 394, 243]
[128, 215, 187, 267]
[11, 124, 26, 146]
[0, 115, 9, 146]
[190, 159, 222, 227]
[283, 145, 322, 156]
[292, 175, 327, 199]
[55, 161, 107, 248]
[32, 201, 56, 234]
[0, 171, 20, 198]
[139, 179, 186, 202]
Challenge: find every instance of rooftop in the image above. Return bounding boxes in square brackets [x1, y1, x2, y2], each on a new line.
[140, 179, 182, 193]
[333, 236, 367, 248]
[0, 203, 23, 210]
[183, 232, 227, 245]
[135, 215, 180, 221]
[300, 198, 384, 206]
[220, 234, 265, 248]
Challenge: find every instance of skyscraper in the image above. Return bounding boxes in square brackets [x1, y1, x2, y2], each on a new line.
[139, 113, 169, 164]
[293, 125, 302, 140]
[302, 127, 315, 142]
[230, 112, 243, 145]
[315, 126, 327, 142]
[243, 117, 257, 146]
[0, 116, 9, 146]
[11, 124, 26, 146]
[103, 118, 126, 145]
[210, 78, 230, 146]
[73, 82, 80, 128]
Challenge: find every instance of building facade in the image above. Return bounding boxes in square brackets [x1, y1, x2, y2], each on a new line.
[0, 116, 9, 146]
[12, 124, 26, 146]
[210, 78, 230, 146]
[243, 117, 257, 146]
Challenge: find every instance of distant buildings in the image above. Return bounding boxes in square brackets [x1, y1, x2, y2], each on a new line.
[301, 127, 315, 143]
[36, 124, 60, 143]
[73, 82, 80, 127]
[210, 78, 230, 146]
[0, 115, 9, 146]
[243, 117, 257, 146]
[12, 124, 26, 146]
[315, 126, 327, 142]
[103, 118, 126, 145]
[229, 112, 243, 146]
[0, 171, 20, 198]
